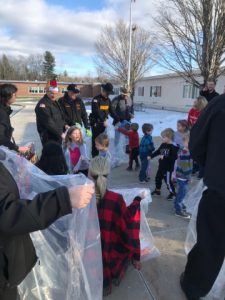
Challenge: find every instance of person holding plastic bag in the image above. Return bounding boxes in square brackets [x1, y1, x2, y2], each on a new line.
[89, 156, 145, 296]
[0, 149, 94, 300]
[0, 84, 30, 154]
[180, 93, 225, 300]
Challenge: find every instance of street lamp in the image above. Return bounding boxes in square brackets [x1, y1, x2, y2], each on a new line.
[127, 0, 135, 90]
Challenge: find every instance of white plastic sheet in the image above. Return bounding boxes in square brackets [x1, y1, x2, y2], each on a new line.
[112, 188, 160, 262]
[0, 146, 102, 300]
[183, 180, 225, 300]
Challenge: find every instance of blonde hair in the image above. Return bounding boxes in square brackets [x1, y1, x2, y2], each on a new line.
[64, 126, 83, 147]
[95, 133, 109, 148]
[89, 156, 110, 203]
[161, 128, 174, 140]
[194, 96, 208, 111]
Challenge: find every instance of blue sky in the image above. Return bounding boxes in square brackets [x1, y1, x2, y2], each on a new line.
[0, 0, 161, 78]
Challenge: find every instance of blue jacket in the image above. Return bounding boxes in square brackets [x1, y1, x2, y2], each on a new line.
[139, 135, 155, 159]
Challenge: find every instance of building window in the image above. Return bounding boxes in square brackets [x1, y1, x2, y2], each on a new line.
[150, 86, 162, 97]
[138, 87, 144, 96]
[183, 85, 199, 99]
[28, 86, 45, 94]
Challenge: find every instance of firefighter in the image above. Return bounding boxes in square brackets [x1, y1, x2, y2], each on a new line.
[35, 81, 66, 145]
[89, 82, 119, 157]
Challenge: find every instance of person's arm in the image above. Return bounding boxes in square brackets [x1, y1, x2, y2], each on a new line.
[111, 97, 118, 112]
[109, 100, 119, 123]
[0, 186, 72, 236]
[36, 105, 62, 139]
[189, 102, 215, 166]
[167, 145, 178, 163]
[117, 127, 130, 137]
[80, 100, 89, 129]
[91, 97, 105, 122]
[0, 123, 19, 151]
[151, 145, 162, 158]
[58, 98, 71, 126]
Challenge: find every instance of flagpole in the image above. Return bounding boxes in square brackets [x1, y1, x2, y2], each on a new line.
[127, 0, 133, 90]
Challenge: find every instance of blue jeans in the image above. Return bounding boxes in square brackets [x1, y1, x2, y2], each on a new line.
[139, 157, 148, 181]
[174, 179, 188, 213]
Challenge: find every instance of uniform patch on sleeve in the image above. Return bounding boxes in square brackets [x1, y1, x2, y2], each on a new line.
[40, 104, 46, 108]
[93, 99, 98, 103]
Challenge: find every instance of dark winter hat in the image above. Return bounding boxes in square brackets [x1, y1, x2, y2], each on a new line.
[101, 82, 114, 94]
[67, 84, 80, 94]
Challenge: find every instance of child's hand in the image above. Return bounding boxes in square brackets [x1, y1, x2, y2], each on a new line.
[159, 155, 164, 160]
[103, 120, 108, 128]
[139, 190, 147, 199]
[147, 156, 151, 160]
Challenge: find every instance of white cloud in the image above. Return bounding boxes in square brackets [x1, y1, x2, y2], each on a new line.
[0, 0, 157, 75]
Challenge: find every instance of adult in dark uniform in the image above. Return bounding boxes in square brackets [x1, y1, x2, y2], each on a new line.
[180, 93, 225, 299]
[58, 84, 90, 131]
[90, 82, 119, 157]
[111, 87, 133, 147]
[0, 84, 29, 153]
[35, 82, 66, 145]
[0, 149, 94, 300]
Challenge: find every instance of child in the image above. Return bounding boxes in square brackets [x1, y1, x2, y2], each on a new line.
[174, 135, 193, 218]
[63, 126, 89, 175]
[174, 120, 189, 148]
[188, 96, 208, 128]
[117, 123, 140, 171]
[95, 133, 111, 160]
[151, 128, 178, 200]
[139, 123, 155, 183]
[88, 156, 145, 296]
[36, 141, 68, 175]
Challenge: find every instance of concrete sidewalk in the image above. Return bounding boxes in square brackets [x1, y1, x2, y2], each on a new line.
[11, 103, 189, 300]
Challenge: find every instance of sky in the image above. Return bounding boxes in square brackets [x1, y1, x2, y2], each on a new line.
[0, 0, 161, 77]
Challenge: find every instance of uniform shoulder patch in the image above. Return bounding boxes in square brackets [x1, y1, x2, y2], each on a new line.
[40, 103, 46, 108]
[93, 99, 98, 103]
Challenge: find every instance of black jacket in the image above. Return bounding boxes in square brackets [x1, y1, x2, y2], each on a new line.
[0, 105, 18, 152]
[58, 93, 89, 128]
[151, 143, 178, 172]
[0, 162, 71, 289]
[90, 94, 119, 125]
[35, 95, 65, 144]
[189, 93, 225, 196]
[111, 95, 132, 122]
[200, 90, 219, 102]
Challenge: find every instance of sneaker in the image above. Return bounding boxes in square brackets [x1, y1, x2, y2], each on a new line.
[175, 211, 191, 219]
[167, 193, 176, 200]
[126, 167, 132, 171]
[151, 190, 161, 196]
[139, 180, 145, 184]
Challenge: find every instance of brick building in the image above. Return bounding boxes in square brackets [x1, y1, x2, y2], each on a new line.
[0, 80, 102, 98]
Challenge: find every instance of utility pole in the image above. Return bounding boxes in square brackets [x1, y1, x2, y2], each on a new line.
[127, 0, 134, 90]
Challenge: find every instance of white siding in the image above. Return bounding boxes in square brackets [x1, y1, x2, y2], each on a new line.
[134, 74, 225, 112]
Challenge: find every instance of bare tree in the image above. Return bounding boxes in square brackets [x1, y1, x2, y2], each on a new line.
[154, 0, 225, 86]
[27, 54, 44, 80]
[94, 20, 155, 90]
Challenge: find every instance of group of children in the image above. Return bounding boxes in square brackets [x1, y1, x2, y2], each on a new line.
[116, 118, 193, 219]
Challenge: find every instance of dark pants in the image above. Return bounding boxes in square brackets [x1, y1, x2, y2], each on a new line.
[174, 179, 188, 213]
[91, 123, 105, 157]
[129, 147, 139, 169]
[155, 168, 175, 194]
[183, 189, 225, 298]
[139, 157, 148, 181]
[0, 286, 18, 300]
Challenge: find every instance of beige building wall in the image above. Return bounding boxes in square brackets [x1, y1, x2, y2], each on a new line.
[134, 74, 225, 112]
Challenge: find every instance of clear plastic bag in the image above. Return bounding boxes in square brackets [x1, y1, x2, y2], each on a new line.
[112, 188, 160, 261]
[0, 146, 102, 300]
[184, 180, 225, 300]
